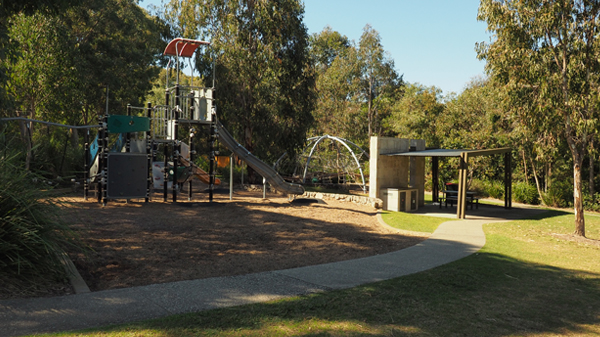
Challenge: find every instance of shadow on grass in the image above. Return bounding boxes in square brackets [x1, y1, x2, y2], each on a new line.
[101, 252, 600, 336]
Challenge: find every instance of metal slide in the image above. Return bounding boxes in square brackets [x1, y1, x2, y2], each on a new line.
[216, 122, 305, 195]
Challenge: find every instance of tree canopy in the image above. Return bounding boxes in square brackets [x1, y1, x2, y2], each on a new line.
[165, 0, 316, 181]
[477, 0, 600, 236]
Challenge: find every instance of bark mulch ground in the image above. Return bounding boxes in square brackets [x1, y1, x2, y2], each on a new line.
[61, 190, 428, 292]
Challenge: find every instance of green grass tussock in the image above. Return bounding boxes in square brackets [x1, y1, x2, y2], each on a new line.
[0, 148, 83, 297]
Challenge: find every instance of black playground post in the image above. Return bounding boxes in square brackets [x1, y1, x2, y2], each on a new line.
[164, 89, 170, 202]
[188, 94, 194, 201]
[84, 142, 89, 201]
[209, 115, 215, 202]
[146, 102, 152, 203]
[101, 113, 108, 206]
[97, 114, 104, 205]
[173, 85, 179, 203]
[163, 143, 168, 202]
[126, 104, 131, 153]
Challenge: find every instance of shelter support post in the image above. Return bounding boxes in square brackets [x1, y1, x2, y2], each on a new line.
[432, 157, 439, 203]
[457, 152, 469, 219]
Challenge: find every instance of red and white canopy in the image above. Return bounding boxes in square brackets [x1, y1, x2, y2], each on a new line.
[163, 38, 210, 57]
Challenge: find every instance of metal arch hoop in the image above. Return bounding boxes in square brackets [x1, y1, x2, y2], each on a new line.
[301, 135, 368, 192]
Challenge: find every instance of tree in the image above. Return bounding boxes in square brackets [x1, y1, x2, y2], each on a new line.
[308, 25, 403, 147]
[477, 0, 600, 237]
[358, 24, 403, 138]
[7, 0, 163, 174]
[165, 0, 316, 182]
[309, 27, 363, 142]
[388, 83, 445, 148]
[0, 0, 81, 114]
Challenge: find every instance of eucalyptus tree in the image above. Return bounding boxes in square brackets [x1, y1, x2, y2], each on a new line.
[165, 0, 316, 182]
[477, 0, 600, 237]
[388, 83, 445, 148]
[358, 24, 403, 138]
[309, 27, 364, 143]
[0, 0, 81, 114]
[308, 25, 402, 147]
[7, 0, 163, 173]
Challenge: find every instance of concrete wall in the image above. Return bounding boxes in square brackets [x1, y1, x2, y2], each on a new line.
[369, 137, 409, 199]
[369, 137, 426, 207]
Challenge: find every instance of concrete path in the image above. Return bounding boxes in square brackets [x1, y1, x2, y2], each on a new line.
[0, 205, 543, 337]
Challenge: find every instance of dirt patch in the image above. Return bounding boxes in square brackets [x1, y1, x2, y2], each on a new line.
[550, 233, 600, 248]
[61, 190, 428, 292]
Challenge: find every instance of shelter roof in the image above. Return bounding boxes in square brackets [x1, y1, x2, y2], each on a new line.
[163, 38, 210, 57]
[382, 147, 510, 157]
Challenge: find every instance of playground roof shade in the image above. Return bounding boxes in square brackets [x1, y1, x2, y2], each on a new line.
[382, 147, 511, 158]
[163, 38, 210, 57]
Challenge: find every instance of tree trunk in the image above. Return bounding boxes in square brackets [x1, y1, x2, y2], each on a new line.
[546, 161, 552, 192]
[17, 110, 34, 170]
[590, 140, 595, 196]
[522, 149, 528, 182]
[530, 157, 543, 202]
[573, 152, 586, 237]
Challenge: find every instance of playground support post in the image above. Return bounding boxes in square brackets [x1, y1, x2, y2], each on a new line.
[173, 85, 180, 203]
[164, 89, 170, 202]
[163, 143, 168, 202]
[209, 113, 216, 202]
[230, 153, 234, 200]
[84, 142, 89, 200]
[146, 102, 152, 203]
[188, 94, 195, 201]
[101, 114, 108, 206]
[126, 104, 131, 153]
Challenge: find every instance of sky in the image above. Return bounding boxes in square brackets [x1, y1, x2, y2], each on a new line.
[142, 0, 491, 95]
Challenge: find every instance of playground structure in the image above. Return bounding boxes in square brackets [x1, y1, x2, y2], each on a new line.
[275, 135, 369, 192]
[89, 37, 304, 204]
[1, 38, 305, 205]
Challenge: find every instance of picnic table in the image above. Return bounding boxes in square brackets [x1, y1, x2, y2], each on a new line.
[440, 190, 479, 209]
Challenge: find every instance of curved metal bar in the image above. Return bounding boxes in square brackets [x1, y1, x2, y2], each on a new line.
[302, 135, 328, 183]
[301, 135, 367, 190]
[326, 136, 367, 191]
[274, 151, 287, 170]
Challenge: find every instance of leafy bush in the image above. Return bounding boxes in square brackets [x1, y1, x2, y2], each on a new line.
[0, 147, 81, 284]
[469, 179, 504, 199]
[583, 193, 600, 212]
[543, 180, 573, 208]
[512, 181, 539, 205]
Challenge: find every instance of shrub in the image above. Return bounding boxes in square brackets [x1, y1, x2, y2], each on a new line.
[583, 193, 600, 212]
[0, 148, 81, 285]
[512, 181, 540, 205]
[543, 180, 573, 208]
[469, 179, 504, 199]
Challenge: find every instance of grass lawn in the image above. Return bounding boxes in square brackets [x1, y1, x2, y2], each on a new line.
[45, 211, 600, 336]
[380, 210, 451, 233]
